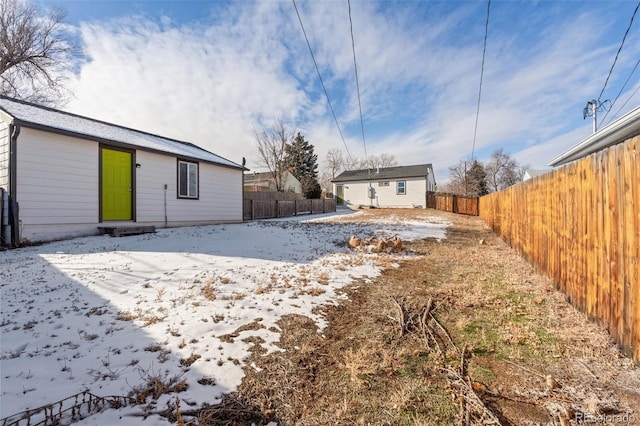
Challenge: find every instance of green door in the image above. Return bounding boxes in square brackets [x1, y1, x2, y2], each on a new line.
[336, 184, 344, 204]
[102, 148, 133, 221]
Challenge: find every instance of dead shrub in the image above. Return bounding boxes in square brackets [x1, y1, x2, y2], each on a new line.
[202, 280, 217, 301]
[130, 367, 188, 404]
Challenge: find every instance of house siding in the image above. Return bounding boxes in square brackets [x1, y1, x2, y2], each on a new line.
[15, 128, 242, 243]
[338, 176, 427, 208]
[136, 151, 242, 223]
[0, 120, 9, 190]
[17, 128, 99, 228]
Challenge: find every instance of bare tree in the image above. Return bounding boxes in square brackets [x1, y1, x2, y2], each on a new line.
[0, 0, 76, 105]
[325, 148, 344, 179]
[374, 153, 399, 168]
[445, 160, 469, 195]
[253, 117, 294, 192]
[485, 149, 510, 192]
[485, 149, 527, 191]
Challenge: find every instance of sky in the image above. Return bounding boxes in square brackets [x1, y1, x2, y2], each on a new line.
[0, 211, 450, 424]
[33, 0, 640, 183]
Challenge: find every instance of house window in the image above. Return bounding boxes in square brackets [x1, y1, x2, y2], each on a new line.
[397, 180, 406, 195]
[378, 181, 389, 187]
[178, 160, 199, 199]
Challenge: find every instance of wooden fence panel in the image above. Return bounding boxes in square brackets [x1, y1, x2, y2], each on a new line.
[479, 135, 639, 363]
[278, 201, 296, 217]
[243, 197, 336, 221]
[431, 193, 479, 216]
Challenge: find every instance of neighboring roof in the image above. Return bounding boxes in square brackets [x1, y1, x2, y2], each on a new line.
[244, 171, 275, 181]
[523, 169, 550, 180]
[0, 96, 243, 169]
[332, 164, 433, 183]
[548, 105, 640, 167]
[244, 170, 300, 183]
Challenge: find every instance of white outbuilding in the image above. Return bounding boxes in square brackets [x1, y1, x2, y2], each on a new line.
[0, 96, 245, 245]
[332, 164, 436, 209]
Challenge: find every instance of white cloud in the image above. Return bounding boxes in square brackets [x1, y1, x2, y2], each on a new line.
[64, 1, 640, 182]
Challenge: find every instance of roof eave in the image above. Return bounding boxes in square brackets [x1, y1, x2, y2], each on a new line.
[548, 105, 640, 167]
[11, 119, 245, 171]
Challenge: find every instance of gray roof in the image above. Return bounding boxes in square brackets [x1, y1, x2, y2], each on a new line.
[332, 164, 433, 183]
[0, 96, 243, 169]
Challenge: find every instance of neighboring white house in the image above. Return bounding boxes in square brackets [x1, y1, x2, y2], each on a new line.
[0, 96, 246, 245]
[522, 169, 550, 181]
[243, 170, 302, 193]
[332, 164, 436, 209]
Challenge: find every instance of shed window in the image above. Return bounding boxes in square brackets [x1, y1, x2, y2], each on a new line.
[397, 180, 406, 195]
[178, 160, 199, 199]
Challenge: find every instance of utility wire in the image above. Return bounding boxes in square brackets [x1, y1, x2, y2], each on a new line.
[597, 0, 640, 103]
[471, 0, 491, 161]
[601, 57, 640, 126]
[292, 0, 353, 163]
[610, 83, 640, 121]
[348, 0, 368, 162]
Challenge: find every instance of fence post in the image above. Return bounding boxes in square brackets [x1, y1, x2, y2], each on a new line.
[294, 200, 297, 216]
[251, 199, 255, 220]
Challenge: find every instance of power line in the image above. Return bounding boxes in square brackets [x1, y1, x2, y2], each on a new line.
[610, 82, 640, 121]
[601, 57, 640, 126]
[597, 0, 640, 102]
[471, 0, 491, 161]
[292, 0, 353, 163]
[348, 0, 367, 161]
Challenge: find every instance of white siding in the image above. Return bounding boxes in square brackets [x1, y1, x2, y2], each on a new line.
[16, 129, 242, 243]
[337, 177, 427, 209]
[0, 119, 9, 190]
[17, 128, 99, 228]
[427, 170, 436, 192]
[136, 151, 242, 223]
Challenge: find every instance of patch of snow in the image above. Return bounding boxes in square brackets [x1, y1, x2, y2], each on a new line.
[0, 212, 449, 423]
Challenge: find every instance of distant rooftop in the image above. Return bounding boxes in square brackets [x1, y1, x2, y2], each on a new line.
[332, 164, 433, 183]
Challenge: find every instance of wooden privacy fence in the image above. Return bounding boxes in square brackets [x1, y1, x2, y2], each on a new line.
[427, 192, 479, 216]
[244, 198, 336, 220]
[479, 136, 639, 363]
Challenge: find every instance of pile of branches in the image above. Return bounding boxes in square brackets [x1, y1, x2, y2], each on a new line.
[347, 234, 403, 253]
[389, 297, 503, 426]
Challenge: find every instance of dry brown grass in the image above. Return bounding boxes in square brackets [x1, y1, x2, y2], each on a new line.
[190, 209, 640, 426]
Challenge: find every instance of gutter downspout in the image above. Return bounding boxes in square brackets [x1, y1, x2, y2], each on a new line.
[9, 124, 20, 246]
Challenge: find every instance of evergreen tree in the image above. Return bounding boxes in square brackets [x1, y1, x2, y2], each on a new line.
[285, 133, 321, 198]
[467, 160, 489, 196]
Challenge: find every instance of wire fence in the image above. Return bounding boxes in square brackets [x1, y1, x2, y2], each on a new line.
[1, 391, 136, 426]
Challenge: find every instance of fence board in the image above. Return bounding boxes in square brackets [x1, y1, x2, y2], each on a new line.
[243, 196, 335, 221]
[429, 192, 479, 216]
[479, 135, 639, 363]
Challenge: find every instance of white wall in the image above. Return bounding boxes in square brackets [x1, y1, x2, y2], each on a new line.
[0, 120, 9, 190]
[17, 128, 99, 229]
[336, 177, 428, 208]
[136, 151, 242, 223]
[15, 128, 242, 243]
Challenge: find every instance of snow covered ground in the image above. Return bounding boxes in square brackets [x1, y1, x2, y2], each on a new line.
[0, 211, 449, 424]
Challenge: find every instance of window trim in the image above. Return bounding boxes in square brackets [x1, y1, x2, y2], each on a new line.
[177, 159, 200, 200]
[396, 180, 406, 195]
